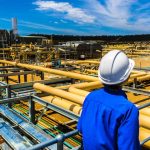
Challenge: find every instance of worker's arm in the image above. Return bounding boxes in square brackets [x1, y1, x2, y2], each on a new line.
[77, 96, 89, 133]
[118, 105, 141, 150]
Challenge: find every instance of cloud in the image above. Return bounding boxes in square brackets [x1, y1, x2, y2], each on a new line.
[0, 18, 85, 34]
[85, 0, 150, 32]
[137, 2, 150, 11]
[60, 19, 67, 23]
[19, 20, 86, 34]
[33, 0, 95, 24]
[0, 18, 10, 22]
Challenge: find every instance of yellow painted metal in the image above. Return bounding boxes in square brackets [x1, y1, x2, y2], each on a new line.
[137, 75, 150, 82]
[33, 83, 85, 104]
[139, 114, 150, 130]
[42, 96, 82, 115]
[140, 107, 150, 116]
[140, 127, 150, 148]
[0, 60, 17, 66]
[76, 60, 100, 64]
[85, 69, 98, 74]
[61, 60, 100, 65]
[130, 73, 147, 79]
[56, 81, 102, 91]
[0, 60, 98, 82]
[72, 81, 102, 90]
[68, 87, 90, 97]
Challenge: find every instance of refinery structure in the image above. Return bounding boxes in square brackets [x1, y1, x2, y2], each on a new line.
[0, 18, 150, 150]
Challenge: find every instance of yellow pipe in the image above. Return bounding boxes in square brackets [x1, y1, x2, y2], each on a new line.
[72, 81, 102, 90]
[42, 96, 82, 115]
[140, 107, 150, 116]
[56, 81, 103, 91]
[0, 60, 98, 82]
[137, 75, 150, 82]
[84, 70, 147, 79]
[17, 63, 98, 81]
[132, 70, 146, 74]
[85, 69, 98, 74]
[33, 83, 85, 104]
[68, 87, 90, 97]
[139, 114, 150, 130]
[140, 127, 150, 148]
[75, 60, 100, 64]
[130, 73, 147, 79]
[0, 60, 17, 66]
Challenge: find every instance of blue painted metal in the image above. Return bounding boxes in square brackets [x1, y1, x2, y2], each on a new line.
[0, 105, 57, 149]
[0, 119, 31, 150]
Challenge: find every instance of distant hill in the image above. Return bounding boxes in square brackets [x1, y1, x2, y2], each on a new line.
[29, 34, 150, 44]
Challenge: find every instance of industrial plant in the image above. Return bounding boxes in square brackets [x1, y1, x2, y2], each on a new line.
[0, 18, 150, 150]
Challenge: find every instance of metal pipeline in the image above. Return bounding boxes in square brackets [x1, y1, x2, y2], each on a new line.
[140, 127, 150, 148]
[0, 60, 17, 66]
[57, 81, 103, 91]
[140, 107, 150, 116]
[137, 75, 150, 82]
[72, 81, 102, 90]
[42, 96, 82, 115]
[67, 81, 103, 96]
[68, 87, 90, 97]
[33, 83, 85, 105]
[140, 114, 150, 130]
[73, 60, 100, 65]
[83, 70, 147, 80]
[130, 73, 147, 79]
[0, 60, 98, 82]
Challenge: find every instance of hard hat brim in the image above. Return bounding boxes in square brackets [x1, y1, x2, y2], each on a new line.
[98, 59, 135, 85]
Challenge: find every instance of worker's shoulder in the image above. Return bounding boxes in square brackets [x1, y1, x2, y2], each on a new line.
[86, 88, 138, 115]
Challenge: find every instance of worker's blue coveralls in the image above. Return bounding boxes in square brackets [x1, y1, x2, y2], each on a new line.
[77, 87, 141, 150]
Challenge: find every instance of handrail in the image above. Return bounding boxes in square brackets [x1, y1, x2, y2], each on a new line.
[27, 129, 79, 150]
[140, 136, 150, 146]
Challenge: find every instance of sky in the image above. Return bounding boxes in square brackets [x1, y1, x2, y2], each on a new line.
[0, 0, 150, 35]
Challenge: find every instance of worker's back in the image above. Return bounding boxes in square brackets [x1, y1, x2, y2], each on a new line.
[77, 87, 140, 150]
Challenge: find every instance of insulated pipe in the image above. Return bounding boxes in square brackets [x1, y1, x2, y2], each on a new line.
[33, 83, 85, 105]
[85, 69, 98, 74]
[137, 75, 150, 82]
[132, 70, 147, 74]
[140, 107, 150, 116]
[84, 70, 146, 79]
[61, 60, 100, 65]
[17, 63, 98, 81]
[139, 114, 150, 130]
[140, 127, 150, 148]
[72, 81, 102, 90]
[56, 81, 101, 90]
[68, 87, 90, 97]
[42, 96, 82, 115]
[74, 60, 100, 65]
[0, 60, 98, 82]
[130, 73, 147, 79]
[0, 60, 17, 66]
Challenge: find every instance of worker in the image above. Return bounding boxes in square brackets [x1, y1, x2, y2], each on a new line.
[77, 50, 140, 150]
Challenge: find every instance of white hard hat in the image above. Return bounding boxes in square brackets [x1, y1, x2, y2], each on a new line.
[98, 50, 134, 85]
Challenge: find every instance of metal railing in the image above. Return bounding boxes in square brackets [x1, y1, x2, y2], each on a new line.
[27, 129, 79, 150]
[138, 102, 150, 146]
[140, 137, 150, 146]
[1, 81, 150, 149]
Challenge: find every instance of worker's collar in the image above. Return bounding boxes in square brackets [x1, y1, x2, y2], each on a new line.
[104, 86, 123, 95]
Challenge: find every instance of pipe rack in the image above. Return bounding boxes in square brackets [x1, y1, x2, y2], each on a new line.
[0, 60, 98, 82]
[1, 59, 150, 149]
